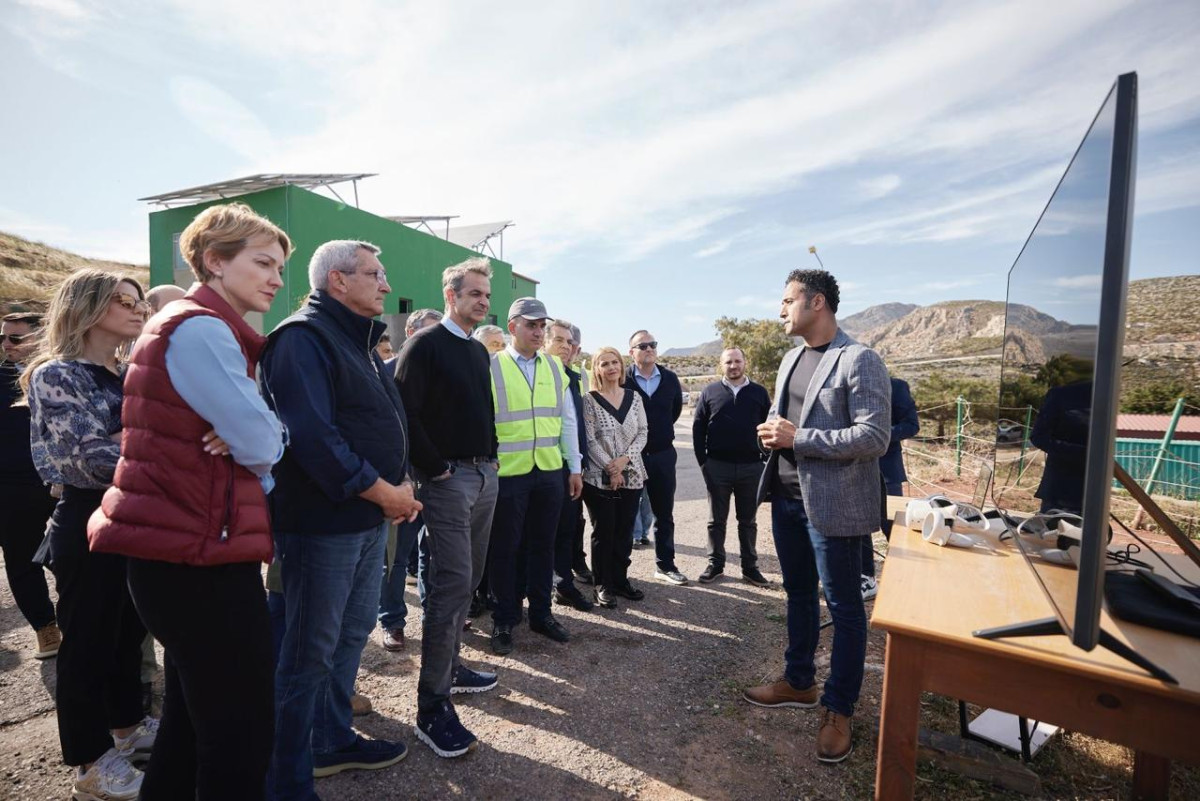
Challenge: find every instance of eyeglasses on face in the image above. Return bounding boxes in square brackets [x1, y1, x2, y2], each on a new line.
[2, 333, 32, 344]
[634, 341, 658, 351]
[355, 269, 389, 287]
[112, 292, 152, 314]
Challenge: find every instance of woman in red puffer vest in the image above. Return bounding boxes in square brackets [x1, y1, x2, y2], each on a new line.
[89, 202, 291, 801]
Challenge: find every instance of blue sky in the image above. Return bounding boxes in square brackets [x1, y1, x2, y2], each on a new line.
[2, 0, 1197, 351]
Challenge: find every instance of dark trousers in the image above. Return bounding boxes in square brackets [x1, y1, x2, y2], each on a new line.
[642, 448, 678, 573]
[581, 483, 640, 591]
[128, 559, 274, 801]
[0, 484, 57, 631]
[488, 467, 563, 626]
[572, 500, 588, 572]
[48, 487, 145, 766]
[554, 468, 582, 593]
[702, 458, 763, 572]
[863, 479, 902, 579]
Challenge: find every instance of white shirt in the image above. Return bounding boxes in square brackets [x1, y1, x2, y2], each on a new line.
[504, 346, 581, 473]
[440, 316, 471, 340]
[722, 375, 749, 398]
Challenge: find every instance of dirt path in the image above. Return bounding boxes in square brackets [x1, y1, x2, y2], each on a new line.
[2, 415, 1196, 799]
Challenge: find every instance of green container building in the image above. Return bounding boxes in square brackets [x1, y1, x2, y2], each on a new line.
[144, 176, 536, 337]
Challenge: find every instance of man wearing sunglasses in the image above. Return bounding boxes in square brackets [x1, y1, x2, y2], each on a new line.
[626, 330, 688, 586]
[0, 313, 60, 660]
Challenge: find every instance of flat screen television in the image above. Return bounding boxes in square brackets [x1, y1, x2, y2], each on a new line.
[975, 72, 1169, 680]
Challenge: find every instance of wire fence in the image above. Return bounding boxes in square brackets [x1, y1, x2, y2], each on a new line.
[905, 395, 1200, 538]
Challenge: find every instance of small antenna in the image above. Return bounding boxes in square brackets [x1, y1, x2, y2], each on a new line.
[808, 245, 825, 269]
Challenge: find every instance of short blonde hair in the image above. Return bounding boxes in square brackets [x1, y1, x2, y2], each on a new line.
[178, 202, 292, 282]
[591, 346, 626, 391]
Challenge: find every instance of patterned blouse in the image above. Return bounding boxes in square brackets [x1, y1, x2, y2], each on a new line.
[582, 389, 649, 490]
[27, 360, 124, 490]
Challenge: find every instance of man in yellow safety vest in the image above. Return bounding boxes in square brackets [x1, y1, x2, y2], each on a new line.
[487, 298, 583, 655]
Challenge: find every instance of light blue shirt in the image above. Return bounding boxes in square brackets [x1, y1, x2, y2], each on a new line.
[504, 346, 581, 473]
[441, 316, 470, 340]
[634, 365, 662, 397]
[165, 316, 285, 493]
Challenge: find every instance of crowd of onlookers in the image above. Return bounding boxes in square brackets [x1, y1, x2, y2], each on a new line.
[0, 201, 916, 799]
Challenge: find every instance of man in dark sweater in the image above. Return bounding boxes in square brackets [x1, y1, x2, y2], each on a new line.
[692, 347, 771, 586]
[394, 256, 501, 759]
[0, 312, 60, 659]
[626, 330, 687, 585]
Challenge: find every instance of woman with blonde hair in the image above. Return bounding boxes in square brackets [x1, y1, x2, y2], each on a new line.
[581, 346, 649, 608]
[24, 268, 153, 801]
[89, 202, 290, 800]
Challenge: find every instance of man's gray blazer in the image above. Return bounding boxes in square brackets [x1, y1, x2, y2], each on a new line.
[755, 328, 892, 538]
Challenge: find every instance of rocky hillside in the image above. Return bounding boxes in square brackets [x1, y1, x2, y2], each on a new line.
[662, 339, 724, 357]
[0, 232, 149, 310]
[839, 302, 917, 339]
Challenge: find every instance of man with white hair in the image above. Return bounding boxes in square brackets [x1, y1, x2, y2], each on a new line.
[262, 240, 421, 798]
[145, 284, 186, 314]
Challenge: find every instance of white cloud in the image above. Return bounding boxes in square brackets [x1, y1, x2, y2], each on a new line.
[694, 239, 733, 258]
[1053, 274, 1102, 289]
[858, 174, 901, 200]
[168, 76, 276, 160]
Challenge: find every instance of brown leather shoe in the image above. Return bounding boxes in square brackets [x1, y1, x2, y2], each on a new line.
[816, 706, 853, 763]
[742, 679, 819, 708]
[35, 623, 61, 660]
[382, 628, 405, 652]
[350, 693, 373, 716]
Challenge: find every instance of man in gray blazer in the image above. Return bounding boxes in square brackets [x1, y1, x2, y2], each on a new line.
[742, 269, 890, 764]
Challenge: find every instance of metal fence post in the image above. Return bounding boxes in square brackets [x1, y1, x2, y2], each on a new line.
[1018, 404, 1033, 474]
[1132, 397, 1185, 528]
[955, 396, 965, 477]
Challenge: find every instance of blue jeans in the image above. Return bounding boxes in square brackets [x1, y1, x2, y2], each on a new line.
[771, 496, 866, 718]
[631, 488, 653, 540]
[269, 524, 387, 801]
[378, 515, 424, 630]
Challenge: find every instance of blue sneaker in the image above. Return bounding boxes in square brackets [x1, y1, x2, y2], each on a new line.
[312, 734, 407, 777]
[451, 665, 498, 695]
[415, 701, 478, 758]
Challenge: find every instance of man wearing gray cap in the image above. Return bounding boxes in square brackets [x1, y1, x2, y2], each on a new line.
[487, 298, 583, 654]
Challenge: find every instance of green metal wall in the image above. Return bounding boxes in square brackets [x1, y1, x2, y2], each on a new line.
[1114, 438, 1200, 500]
[512, 273, 538, 301]
[148, 185, 521, 332]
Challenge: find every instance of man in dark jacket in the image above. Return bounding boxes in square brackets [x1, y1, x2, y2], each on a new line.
[626, 330, 687, 585]
[693, 347, 771, 587]
[0, 312, 59, 659]
[262, 240, 421, 800]
[545, 319, 594, 610]
[861, 376, 919, 599]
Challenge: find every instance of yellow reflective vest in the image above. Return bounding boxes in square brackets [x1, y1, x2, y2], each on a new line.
[490, 351, 568, 478]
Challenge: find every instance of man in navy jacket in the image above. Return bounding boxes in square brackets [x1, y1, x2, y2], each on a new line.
[262, 240, 421, 800]
[862, 377, 919, 599]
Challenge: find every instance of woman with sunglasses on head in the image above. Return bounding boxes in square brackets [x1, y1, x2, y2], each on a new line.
[89, 203, 289, 801]
[22, 269, 153, 801]
[581, 347, 649, 608]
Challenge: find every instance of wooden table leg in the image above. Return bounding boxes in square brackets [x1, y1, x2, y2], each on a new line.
[1131, 751, 1170, 800]
[875, 633, 925, 801]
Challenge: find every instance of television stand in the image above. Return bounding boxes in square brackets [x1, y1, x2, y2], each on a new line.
[973, 616, 1176, 683]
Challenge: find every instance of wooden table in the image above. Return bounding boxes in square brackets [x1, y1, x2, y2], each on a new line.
[871, 517, 1200, 800]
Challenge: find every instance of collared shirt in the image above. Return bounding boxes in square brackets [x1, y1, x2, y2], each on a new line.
[633, 364, 661, 397]
[504, 345, 581, 473]
[722, 375, 749, 398]
[441, 315, 470, 340]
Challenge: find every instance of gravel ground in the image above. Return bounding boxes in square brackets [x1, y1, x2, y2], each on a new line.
[1, 414, 1192, 800]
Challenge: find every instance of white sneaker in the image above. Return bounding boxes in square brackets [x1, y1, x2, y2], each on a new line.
[654, 569, 688, 586]
[113, 716, 159, 764]
[861, 575, 878, 601]
[72, 747, 143, 801]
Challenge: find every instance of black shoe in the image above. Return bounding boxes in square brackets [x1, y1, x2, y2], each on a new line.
[141, 681, 154, 717]
[611, 582, 645, 601]
[698, 564, 723, 584]
[491, 623, 513, 655]
[573, 566, 594, 585]
[594, 588, 618, 609]
[529, 615, 570, 643]
[554, 587, 595, 612]
[742, 567, 770, 587]
[468, 596, 486, 619]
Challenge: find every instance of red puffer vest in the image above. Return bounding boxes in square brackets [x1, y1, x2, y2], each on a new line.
[88, 285, 273, 565]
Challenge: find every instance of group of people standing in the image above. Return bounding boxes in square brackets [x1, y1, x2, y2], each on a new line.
[0, 197, 917, 798]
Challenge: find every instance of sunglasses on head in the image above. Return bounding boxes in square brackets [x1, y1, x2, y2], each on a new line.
[2, 333, 31, 344]
[112, 292, 151, 314]
[634, 341, 658, 351]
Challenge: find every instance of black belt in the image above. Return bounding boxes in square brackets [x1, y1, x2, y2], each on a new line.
[449, 456, 492, 465]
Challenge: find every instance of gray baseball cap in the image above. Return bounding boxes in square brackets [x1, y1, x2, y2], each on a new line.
[508, 297, 551, 321]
